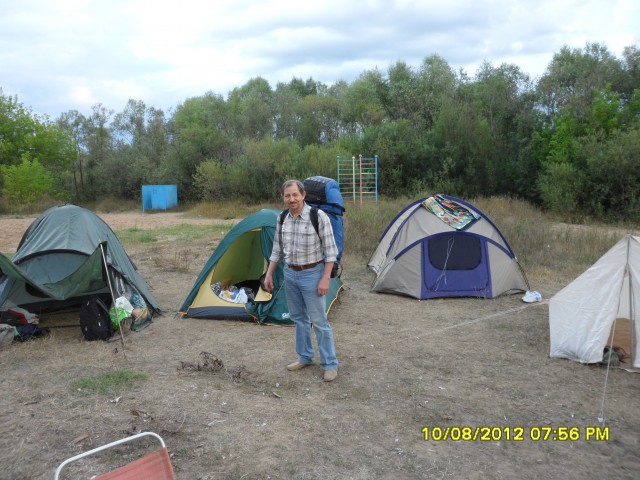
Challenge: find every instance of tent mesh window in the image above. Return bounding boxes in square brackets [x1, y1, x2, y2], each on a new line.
[427, 235, 482, 271]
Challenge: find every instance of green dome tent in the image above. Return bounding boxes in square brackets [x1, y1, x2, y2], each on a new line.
[0, 204, 160, 314]
[179, 209, 343, 325]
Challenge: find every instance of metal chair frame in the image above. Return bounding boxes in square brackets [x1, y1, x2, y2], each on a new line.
[54, 431, 175, 480]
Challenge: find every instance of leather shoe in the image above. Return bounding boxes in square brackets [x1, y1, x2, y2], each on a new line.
[323, 369, 338, 382]
[287, 361, 311, 371]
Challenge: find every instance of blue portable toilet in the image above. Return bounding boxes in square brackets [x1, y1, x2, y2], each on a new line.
[142, 185, 178, 212]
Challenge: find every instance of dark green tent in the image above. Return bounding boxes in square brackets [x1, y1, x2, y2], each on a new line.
[179, 209, 343, 325]
[0, 204, 160, 314]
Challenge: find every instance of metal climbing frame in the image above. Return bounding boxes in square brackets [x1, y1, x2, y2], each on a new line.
[337, 155, 378, 207]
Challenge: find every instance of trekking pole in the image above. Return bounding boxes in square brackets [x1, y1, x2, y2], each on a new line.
[100, 242, 128, 359]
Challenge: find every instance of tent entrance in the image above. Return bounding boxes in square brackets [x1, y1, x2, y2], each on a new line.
[422, 234, 490, 298]
[608, 318, 637, 370]
[211, 230, 266, 288]
[189, 230, 268, 316]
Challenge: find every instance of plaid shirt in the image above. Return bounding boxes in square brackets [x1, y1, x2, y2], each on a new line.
[270, 204, 338, 266]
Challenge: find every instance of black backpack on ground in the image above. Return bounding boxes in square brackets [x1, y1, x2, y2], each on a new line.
[79, 297, 113, 341]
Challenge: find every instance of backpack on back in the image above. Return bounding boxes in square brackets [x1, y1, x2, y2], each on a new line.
[79, 297, 113, 341]
[303, 176, 345, 263]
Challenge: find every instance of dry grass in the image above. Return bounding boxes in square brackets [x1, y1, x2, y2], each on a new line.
[91, 197, 141, 213]
[186, 200, 281, 219]
[0, 194, 63, 215]
[343, 196, 416, 258]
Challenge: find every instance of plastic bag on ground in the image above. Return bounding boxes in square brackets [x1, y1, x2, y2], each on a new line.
[522, 291, 542, 303]
[115, 296, 134, 315]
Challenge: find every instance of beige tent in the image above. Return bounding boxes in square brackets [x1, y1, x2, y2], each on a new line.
[549, 234, 639, 369]
[368, 195, 529, 299]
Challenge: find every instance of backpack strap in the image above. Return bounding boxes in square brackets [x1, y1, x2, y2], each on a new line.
[309, 208, 329, 262]
[309, 207, 320, 237]
[278, 209, 288, 247]
[279, 209, 288, 227]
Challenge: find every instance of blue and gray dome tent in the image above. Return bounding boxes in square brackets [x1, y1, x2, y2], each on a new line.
[368, 195, 529, 299]
[0, 204, 160, 314]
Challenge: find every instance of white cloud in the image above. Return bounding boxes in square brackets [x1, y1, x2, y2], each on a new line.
[0, 0, 637, 117]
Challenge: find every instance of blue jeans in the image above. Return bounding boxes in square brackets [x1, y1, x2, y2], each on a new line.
[284, 263, 338, 370]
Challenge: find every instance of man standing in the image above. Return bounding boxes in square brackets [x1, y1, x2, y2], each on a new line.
[263, 179, 339, 382]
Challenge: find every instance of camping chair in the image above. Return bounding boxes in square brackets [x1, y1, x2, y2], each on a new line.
[53, 431, 175, 480]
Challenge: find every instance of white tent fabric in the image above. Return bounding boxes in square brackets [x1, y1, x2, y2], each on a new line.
[549, 235, 639, 368]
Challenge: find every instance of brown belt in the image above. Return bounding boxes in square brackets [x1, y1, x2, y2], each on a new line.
[287, 261, 323, 271]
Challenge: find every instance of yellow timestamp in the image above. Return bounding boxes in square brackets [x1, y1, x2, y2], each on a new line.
[421, 426, 609, 442]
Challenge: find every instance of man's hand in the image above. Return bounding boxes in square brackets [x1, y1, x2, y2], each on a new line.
[264, 272, 274, 293]
[318, 261, 334, 296]
[317, 276, 330, 296]
[263, 261, 278, 293]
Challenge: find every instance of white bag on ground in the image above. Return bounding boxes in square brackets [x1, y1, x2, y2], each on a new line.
[0, 324, 17, 348]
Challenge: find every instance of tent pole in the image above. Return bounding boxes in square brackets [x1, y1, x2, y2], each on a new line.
[100, 242, 127, 357]
[627, 235, 635, 368]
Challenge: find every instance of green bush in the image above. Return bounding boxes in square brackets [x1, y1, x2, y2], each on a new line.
[193, 159, 229, 200]
[537, 162, 584, 215]
[0, 156, 54, 206]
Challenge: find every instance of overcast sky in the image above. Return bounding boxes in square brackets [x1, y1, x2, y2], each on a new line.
[1, 0, 638, 119]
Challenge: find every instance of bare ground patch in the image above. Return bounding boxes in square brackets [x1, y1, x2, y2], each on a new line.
[1, 211, 639, 479]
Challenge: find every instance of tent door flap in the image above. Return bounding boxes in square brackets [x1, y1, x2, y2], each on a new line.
[421, 235, 490, 297]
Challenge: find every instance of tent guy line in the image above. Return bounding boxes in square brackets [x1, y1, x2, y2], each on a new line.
[391, 300, 548, 345]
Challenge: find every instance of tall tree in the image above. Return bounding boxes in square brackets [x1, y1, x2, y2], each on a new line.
[385, 61, 422, 126]
[227, 77, 274, 140]
[0, 90, 75, 200]
[619, 45, 640, 103]
[472, 62, 537, 195]
[163, 92, 234, 199]
[57, 110, 87, 198]
[272, 81, 303, 141]
[298, 90, 342, 147]
[415, 54, 458, 129]
[101, 99, 170, 198]
[341, 76, 386, 134]
[82, 104, 114, 198]
[0, 90, 36, 166]
[536, 43, 623, 120]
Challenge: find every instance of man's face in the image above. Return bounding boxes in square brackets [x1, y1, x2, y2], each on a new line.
[283, 184, 306, 214]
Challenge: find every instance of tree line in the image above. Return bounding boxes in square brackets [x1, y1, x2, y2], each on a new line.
[1, 42, 639, 220]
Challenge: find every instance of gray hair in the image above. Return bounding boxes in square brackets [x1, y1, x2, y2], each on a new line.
[281, 179, 305, 195]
